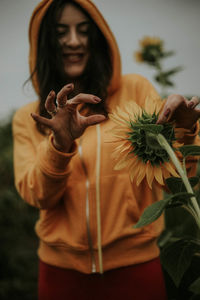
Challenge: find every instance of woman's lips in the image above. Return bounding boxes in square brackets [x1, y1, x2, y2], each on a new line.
[63, 53, 84, 63]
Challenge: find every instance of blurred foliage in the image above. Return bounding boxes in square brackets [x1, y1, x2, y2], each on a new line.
[0, 115, 38, 300]
[134, 36, 183, 97]
[158, 165, 200, 300]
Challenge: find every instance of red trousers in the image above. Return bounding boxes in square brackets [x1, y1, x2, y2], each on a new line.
[38, 258, 168, 300]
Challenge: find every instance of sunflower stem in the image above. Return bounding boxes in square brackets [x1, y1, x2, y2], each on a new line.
[183, 157, 187, 176]
[156, 133, 200, 229]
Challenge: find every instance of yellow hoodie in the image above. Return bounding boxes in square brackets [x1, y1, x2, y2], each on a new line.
[13, 0, 200, 274]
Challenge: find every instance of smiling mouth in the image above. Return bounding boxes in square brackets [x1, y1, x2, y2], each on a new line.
[63, 53, 85, 63]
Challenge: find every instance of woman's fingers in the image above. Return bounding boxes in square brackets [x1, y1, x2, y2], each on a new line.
[188, 96, 200, 109]
[46, 85, 102, 114]
[157, 95, 187, 124]
[56, 83, 74, 108]
[83, 114, 106, 127]
[31, 113, 52, 129]
[68, 93, 102, 106]
[45, 90, 57, 117]
[156, 94, 200, 129]
[31, 86, 105, 142]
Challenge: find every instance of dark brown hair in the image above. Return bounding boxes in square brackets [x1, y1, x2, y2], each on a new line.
[31, 0, 113, 133]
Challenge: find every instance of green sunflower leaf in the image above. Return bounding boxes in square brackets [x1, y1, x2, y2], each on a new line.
[162, 50, 175, 58]
[133, 199, 169, 229]
[166, 176, 199, 194]
[166, 193, 196, 208]
[179, 145, 200, 158]
[162, 66, 184, 77]
[154, 75, 174, 87]
[160, 238, 200, 287]
[133, 192, 194, 229]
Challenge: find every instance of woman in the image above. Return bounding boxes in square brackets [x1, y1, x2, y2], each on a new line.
[13, 0, 200, 299]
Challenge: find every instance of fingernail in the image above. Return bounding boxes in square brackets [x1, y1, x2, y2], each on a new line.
[94, 96, 101, 102]
[164, 108, 170, 117]
[188, 101, 194, 108]
[67, 83, 73, 88]
[49, 90, 53, 97]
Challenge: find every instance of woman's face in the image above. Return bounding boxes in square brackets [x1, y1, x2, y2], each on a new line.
[56, 3, 90, 79]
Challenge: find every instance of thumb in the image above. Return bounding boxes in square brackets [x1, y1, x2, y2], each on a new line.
[31, 113, 52, 129]
[84, 114, 106, 127]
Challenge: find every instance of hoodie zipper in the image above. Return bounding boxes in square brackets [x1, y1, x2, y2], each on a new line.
[78, 139, 96, 273]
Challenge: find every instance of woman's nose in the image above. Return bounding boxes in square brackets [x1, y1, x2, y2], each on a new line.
[66, 29, 80, 47]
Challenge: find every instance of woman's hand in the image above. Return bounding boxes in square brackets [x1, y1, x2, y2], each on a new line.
[157, 94, 200, 130]
[31, 83, 106, 152]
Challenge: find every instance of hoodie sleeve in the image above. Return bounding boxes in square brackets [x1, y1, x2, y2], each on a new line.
[13, 107, 77, 209]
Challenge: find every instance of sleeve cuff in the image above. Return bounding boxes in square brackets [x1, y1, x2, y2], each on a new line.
[38, 135, 77, 176]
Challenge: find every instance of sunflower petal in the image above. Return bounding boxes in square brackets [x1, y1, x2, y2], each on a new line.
[164, 162, 179, 177]
[114, 159, 129, 170]
[154, 165, 164, 185]
[146, 161, 154, 188]
[114, 152, 133, 170]
[129, 158, 141, 182]
[109, 113, 127, 126]
[136, 162, 147, 186]
[115, 142, 132, 154]
[144, 95, 163, 115]
[162, 165, 170, 180]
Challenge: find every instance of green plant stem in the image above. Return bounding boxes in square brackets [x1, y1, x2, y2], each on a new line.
[157, 133, 200, 228]
[154, 62, 167, 98]
[183, 157, 187, 175]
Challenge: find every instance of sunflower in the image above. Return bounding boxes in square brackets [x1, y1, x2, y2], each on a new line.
[134, 51, 143, 63]
[134, 36, 164, 65]
[109, 96, 180, 188]
[139, 36, 163, 48]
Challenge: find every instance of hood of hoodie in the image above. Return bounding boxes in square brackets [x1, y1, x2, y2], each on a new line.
[29, 0, 122, 96]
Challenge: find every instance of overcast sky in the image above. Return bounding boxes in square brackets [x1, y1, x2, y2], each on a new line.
[0, 0, 200, 120]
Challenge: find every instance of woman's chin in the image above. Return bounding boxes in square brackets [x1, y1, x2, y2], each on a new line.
[63, 68, 85, 80]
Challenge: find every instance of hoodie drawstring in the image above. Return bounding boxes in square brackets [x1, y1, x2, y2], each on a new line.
[96, 124, 103, 274]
